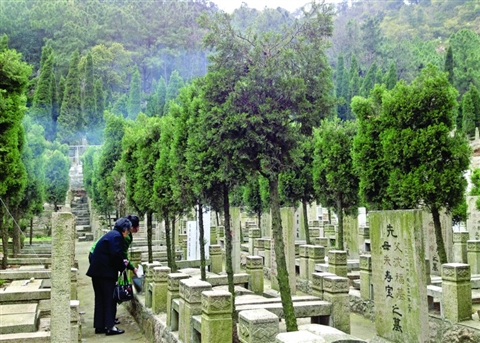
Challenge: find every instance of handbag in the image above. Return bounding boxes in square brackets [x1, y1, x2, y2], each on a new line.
[113, 269, 134, 302]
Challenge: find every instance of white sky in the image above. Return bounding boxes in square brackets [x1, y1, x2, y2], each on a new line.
[212, 0, 309, 13]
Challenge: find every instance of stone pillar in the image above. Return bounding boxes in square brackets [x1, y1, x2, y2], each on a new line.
[51, 212, 75, 342]
[253, 238, 264, 256]
[167, 273, 190, 329]
[309, 227, 320, 240]
[264, 239, 271, 269]
[308, 246, 325, 277]
[210, 226, 217, 245]
[467, 240, 480, 274]
[145, 261, 161, 308]
[178, 279, 212, 343]
[70, 268, 78, 300]
[181, 239, 188, 261]
[311, 272, 335, 300]
[231, 207, 242, 274]
[328, 250, 347, 277]
[314, 237, 330, 254]
[70, 300, 80, 342]
[245, 256, 264, 295]
[152, 266, 170, 314]
[299, 245, 310, 280]
[324, 224, 335, 238]
[453, 232, 469, 263]
[322, 275, 350, 334]
[358, 226, 370, 254]
[442, 263, 472, 323]
[201, 290, 233, 343]
[238, 309, 279, 343]
[209, 245, 223, 274]
[130, 250, 142, 270]
[359, 255, 372, 300]
[248, 228, 261, 255]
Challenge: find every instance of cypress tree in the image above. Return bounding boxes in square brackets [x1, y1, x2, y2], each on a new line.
[375, 66, 383, 86]
[156, 77, 167, 116]
[386, 61, 398, 90]
[341, 66, 351, 119]
[31, 45, 54, 140]
[0, 34, 8, 51]
[163, 70, 184, 115]
[112, 94, 128, 118]
[145, 79, 158, 117]
[469, 83, 480, 129]
[91, 78, 105, 144]
[57, 50, 82, 144]
[51, 73, 59, 141]
[336, 54, 345, 98]
[84, 52, 97, 144]
[127, 68, 142, 120]
[360, 61, 377, 97]
[462, 91, 475, 138]
[444, 46, 454, 85]
[349, 55, 361, 97]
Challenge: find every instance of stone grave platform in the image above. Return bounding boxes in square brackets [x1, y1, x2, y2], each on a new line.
[0, 303, 39, 334]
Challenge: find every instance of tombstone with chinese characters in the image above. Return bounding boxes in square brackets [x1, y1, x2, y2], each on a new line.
[467, 195, 480, 240]
[421, 210, 452, 276]
[370, 210, 428, 343]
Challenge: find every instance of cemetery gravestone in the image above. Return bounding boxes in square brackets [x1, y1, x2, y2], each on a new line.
[370, 210, 428, 343]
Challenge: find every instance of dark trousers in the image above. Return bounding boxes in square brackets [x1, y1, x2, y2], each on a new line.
[92, 277, 117, 329]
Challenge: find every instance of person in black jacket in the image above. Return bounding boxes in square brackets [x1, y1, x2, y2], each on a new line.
[86, 217, 132, 335]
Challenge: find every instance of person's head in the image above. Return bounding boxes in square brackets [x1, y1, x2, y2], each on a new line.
[126, 215, 140, 233]
[114, 217, 132, 238]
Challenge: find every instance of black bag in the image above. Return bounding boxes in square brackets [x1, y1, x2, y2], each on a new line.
[113, 270, 134, 302]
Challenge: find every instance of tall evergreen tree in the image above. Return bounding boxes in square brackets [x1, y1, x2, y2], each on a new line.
[31, 45, 54, 140]
[57, 50, 82, 144]
[84, 52, 97, 144]
[91, 78, 105, 144]
[349, 55, 361, 98]
[0, 46, 32, 268]
[163, 70, 184, 115]
[156, 77, 167, 116]
[127, 68, 142, 120]
[469, 83, 480, 129]
[444, 45, 454, 85]
[44, 149, 70, 211]
[360, 61, 377, 96]
[385, 61, 398, 90]
[462, 91, 475, 138]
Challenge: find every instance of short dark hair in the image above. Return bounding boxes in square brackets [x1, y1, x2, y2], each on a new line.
[114, 217, 132, 232]
[126, 215, 140, 228]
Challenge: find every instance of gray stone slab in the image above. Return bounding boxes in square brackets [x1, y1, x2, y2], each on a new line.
[0, 312, 37, 334]
[0, 288, 50, 302]
[300, 324, 367, 342]
[0, 331, 50, 343]
[276, 330, 326, 343]
[0, 303, 37, 315]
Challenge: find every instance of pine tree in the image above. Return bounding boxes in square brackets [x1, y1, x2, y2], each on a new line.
[156, 77, 167, 116]
[31, 45, 54, 140]
[84, 52, 97, 144]
[360, 61, 377, 97]
[462, 91, 476, 138]
[127, 68, 142, 120]
[445, 46, 454, 85]
[386, 61, 398, 90]
[349, 55, 361, 98]
[469, 83, 480, 129]
[163, 70, 184, 115]
[57, 50, 82, 144]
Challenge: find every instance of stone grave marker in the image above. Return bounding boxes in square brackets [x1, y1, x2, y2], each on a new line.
[370, 210, 428, 343]
[421, 210, 452, 276]
[467, 195, 480, 240]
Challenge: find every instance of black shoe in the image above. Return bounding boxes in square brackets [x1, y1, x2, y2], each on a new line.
[106, 326, 125, 335]
[114, 318, 120, 325]
[95, 328, 106, 334]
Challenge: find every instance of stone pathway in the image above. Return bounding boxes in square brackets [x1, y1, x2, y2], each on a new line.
[76, 240, 148, 342]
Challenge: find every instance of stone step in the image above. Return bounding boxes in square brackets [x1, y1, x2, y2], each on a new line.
[0, 303, 39, 334]
[0, 331, 49, 342]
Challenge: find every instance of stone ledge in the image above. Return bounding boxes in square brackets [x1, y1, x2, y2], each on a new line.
[0, 331, 50, 343]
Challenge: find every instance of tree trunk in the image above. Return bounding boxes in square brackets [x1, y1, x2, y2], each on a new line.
[198, 202, 206, 281]
[336, 197, 344, 250]
[432, 207, 447, 264]
[302, 199, 310, 245]
[165, 214, 172, 270]
[171, 216, 177, 272]
[1, 208, 8, 269]
[223, 184, 239, 343]
[12, 209, 21, 257]
[30, 217, 33, 245]
[147, 211, 153, 263]
[269, 175, 298, 332]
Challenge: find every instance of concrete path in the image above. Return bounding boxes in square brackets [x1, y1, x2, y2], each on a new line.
[77, 240, 148, 342]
